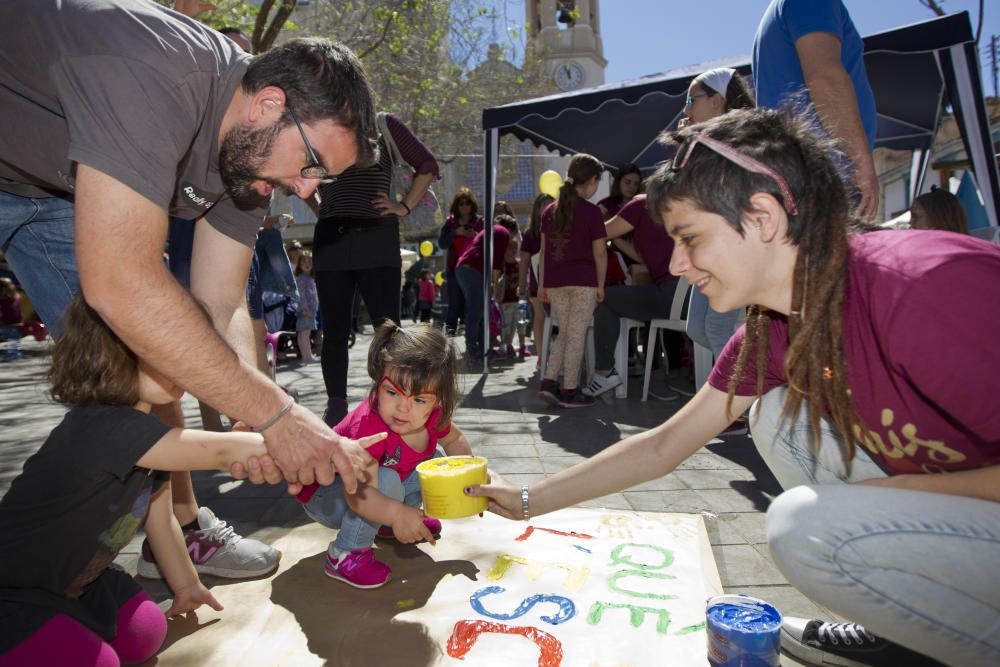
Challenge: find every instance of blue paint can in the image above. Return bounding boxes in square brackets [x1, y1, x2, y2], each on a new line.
[706, 594, 782, 667]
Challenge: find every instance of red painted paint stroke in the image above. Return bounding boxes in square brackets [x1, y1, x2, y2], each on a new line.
[447, 619, 564, 667]
[514, 526, 595, 542]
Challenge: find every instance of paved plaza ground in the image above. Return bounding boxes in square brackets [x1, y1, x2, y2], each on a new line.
[0, 329, 833, 665]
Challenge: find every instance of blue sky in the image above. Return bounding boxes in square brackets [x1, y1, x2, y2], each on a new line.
[599, 0, 999, 92]
[494, 1, 999, 94]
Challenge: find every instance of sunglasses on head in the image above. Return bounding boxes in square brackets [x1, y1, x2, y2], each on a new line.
[670, 132, 799, 216]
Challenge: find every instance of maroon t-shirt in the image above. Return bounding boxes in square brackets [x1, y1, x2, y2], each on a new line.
[617, 195, 676, 285]
[598, 195, 625, 221]
[709, 230, 1000, 476]
[457, 224, 512, 275]
[443, 215, 485, 271]
[520, 228, 541, 295]
[502, 259, 520, 303]
[541, 199, 607, 288]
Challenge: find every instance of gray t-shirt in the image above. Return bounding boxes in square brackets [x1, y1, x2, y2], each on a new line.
[0, 0, 261, 246]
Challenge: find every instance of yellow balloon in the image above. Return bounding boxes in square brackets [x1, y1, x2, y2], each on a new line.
[538, 169, 562, 198]
[419, 240, 434, 257]
[435, 272, 445, 286]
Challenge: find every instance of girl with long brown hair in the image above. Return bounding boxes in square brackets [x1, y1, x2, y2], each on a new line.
[537, 154, 607, 408]
[470, 108, 1000, 667]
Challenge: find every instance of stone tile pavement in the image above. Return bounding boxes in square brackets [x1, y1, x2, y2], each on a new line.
[0, 329, 836, 665]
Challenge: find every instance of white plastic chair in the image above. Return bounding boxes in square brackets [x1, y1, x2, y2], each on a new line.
[612, 318, 645, 399]
[641, 277, 690, 401]
[539, 312, 595, 386]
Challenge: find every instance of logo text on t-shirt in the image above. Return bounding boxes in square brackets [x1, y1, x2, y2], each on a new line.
[181, 182, 218, 210]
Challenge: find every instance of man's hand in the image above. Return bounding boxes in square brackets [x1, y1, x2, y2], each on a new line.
[167, 583, 223, 617]
[231, 403, 385, 492]
[596, 285, 605, 303]
[173, 0, 217, 18]
[853, 161, 880, 222]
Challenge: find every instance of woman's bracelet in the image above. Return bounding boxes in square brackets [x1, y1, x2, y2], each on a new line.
[253, 396, 295, 433]
[400, 201, 411, 216]
[521, 485, 530, 521]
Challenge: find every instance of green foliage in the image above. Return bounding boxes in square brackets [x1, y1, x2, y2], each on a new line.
[154, 0, 555, 158]
[288, 0, 552, 156]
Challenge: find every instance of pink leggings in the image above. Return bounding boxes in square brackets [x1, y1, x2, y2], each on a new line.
[0, 592, 166, 667]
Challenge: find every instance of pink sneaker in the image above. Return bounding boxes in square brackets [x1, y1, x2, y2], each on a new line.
[324, 548, 390, 588]
[376, 518, 442, 541]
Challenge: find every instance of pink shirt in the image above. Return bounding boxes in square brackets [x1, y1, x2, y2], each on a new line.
[336, 401, 451, 481]
[541, 199, 607, 288]
[710, 231, 1000, 476]
[296, 400, 452, 505]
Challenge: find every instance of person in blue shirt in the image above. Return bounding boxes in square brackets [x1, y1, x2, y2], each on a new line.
[753, 0, 879, 221]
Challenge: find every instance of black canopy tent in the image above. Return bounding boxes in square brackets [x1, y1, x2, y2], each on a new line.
[475, 11, 999, 369]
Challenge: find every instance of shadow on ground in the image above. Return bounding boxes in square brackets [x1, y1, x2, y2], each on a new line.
[269, 542, 479, 667]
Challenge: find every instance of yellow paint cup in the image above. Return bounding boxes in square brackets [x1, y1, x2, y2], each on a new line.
[417, 456, 489, 519]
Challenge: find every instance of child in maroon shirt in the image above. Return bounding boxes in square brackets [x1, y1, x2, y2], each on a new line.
[537, 154, 608, 408]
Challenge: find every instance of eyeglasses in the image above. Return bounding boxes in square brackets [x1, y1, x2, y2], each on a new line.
[671, 132, 799, 216]
[287, 106, 336, 184]
[379, 375, 437, 407]
[684, 92, 709, 107]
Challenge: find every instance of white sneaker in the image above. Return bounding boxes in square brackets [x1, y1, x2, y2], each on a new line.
[582, 371, 623, 397]
[137, 507, 281, 579]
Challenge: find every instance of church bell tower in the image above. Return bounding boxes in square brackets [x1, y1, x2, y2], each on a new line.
[526, 0, 607, 92]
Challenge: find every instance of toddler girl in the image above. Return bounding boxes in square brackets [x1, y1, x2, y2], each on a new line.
[296, 322, 473, 589]
[295, 250, 320, 363]
[0, 292, 268, 666]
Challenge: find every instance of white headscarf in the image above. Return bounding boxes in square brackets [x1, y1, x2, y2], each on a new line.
[693, 67, 736, 97]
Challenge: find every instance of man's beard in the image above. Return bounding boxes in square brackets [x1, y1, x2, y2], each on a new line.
[219, 122, 289, 209]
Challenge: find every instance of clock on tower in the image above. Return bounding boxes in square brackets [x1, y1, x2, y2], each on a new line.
[554, 61, 585, 91]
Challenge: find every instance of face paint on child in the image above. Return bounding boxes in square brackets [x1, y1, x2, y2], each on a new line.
[377, 374, 439, 436]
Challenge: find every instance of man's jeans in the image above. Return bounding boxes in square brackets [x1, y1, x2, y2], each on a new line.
[0, 190, 78, 336]
[686, 286, 741, 359]
[752, 387, 1000, 667]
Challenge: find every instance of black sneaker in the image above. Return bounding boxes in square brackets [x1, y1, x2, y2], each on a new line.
[719, 417, 748, 437]
[781, 617, 945, 667]
[557, 387, 595, 408]
[537, 379, 560, 405]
